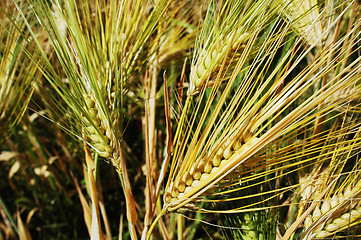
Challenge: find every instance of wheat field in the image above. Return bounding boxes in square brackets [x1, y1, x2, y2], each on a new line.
[1, 0, 361, 239]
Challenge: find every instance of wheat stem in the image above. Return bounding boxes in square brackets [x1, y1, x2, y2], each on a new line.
[146, 209, 166, 240]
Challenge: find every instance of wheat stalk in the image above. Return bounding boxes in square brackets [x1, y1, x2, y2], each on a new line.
[12, 0, 173, 238]
[166, 30, 361, 214]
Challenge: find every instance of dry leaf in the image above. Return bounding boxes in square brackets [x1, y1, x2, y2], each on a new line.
[17, 211, 32, 240]
[9, 160, 20, 179]
[0, 151, 17, 161]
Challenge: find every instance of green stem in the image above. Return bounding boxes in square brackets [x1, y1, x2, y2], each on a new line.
[0, 195, 18, 233]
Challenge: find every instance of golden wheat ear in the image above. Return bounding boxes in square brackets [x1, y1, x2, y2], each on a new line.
[146, 1, 361, 238]
[284, 115, 361, 238]
[187, 0, 287, 96]
[302, 176, 361, 239]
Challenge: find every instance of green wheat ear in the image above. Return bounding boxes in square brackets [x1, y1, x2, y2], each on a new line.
[240, 213, 266, 240]
[187, 0, 285, 96]
[12, 0, 173, 236]
[15, 0, 172, 163]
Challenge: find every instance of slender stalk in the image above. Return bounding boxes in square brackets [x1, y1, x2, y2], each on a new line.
[144, 57, 158, 235]
[177, 215, 183, 240]
[146, 209, 166, 240]
[0, 196, 18, 234]
[118, 170, 137, 240]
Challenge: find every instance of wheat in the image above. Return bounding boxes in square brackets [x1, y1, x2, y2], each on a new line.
[0, 6, 35, 141]
[240, 213, 265, 240]
[317, 207, 361, 237]
[299, 172, 328, 202]
[163, 6, 361, 213]
[281, 0, 323, 47]
[303, 185, 361, 238]
[83, 94, 118, 160]
[163, 129, 258, 207]
[188, 31, 250, 95]
[325, 86, 361, 112]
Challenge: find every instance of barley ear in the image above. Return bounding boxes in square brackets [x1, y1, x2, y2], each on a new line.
[83, 94, 115, 159]
[281, 0, 323, 47]
[189, 31, 250, 95]
[302, 185, 361, 238]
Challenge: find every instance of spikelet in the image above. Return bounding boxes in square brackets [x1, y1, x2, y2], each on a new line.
[188, 31, 249, 95]
[299, 171, 328, 202]
[240, 213, 265, 240]
[281, 0, 323, 47]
